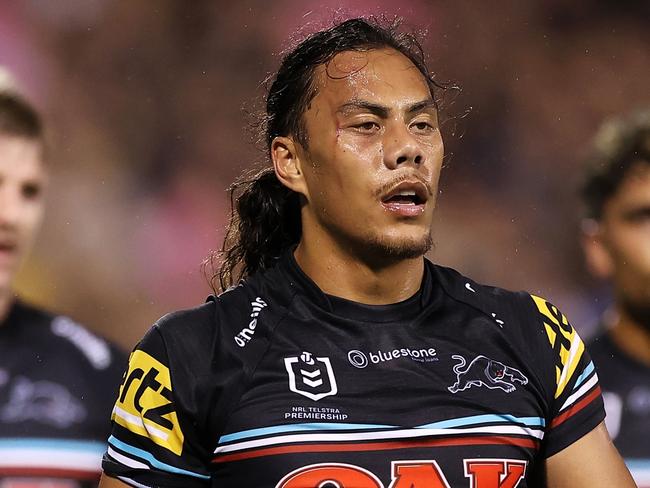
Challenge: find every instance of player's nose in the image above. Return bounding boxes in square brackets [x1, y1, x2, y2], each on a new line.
[382, 124, 425, 170]
[0, 188, 20, 226]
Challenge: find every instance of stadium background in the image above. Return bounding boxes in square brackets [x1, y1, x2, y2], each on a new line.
[1, 0, 648, 349]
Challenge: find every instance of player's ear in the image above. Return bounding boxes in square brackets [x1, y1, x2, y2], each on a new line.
[271, 136, 309, 199]
[581, 219, 614, 279]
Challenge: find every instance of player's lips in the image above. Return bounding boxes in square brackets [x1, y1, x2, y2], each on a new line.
[380, 180, 430, 216]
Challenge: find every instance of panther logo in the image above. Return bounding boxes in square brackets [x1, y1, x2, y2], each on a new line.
[448, 354, 528, 393]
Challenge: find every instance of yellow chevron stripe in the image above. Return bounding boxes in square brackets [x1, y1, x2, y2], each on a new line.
[544, 323, 557, 348]
[531, 295, 585, 399]
[556, 335, 585, 399]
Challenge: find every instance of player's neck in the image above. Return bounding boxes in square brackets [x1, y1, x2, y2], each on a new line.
[294, 238, 425, 305]
[610, 309, 650, 367]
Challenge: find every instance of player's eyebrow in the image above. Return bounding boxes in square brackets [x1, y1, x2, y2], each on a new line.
[337, 98, 437, 118]
[405, 98, 438, 115]
[337, 99, 389, 118]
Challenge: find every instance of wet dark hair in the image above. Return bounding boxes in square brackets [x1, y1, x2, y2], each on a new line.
[210, 17, 444, 292]
[0, 91, 43, 140]
[581, 109, 650, 220]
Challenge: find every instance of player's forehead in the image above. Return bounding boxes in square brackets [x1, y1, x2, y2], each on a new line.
[311, 47, 432, 109]
[0, 134, 46, 181]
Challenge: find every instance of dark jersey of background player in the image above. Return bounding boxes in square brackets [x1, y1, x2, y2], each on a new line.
[0, 89, 127, 486]
[0, 302, 126, 486]
[581, 109, 650, 486]
[100, 18, 635, 488]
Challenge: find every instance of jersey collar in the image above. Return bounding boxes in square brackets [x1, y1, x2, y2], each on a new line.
[277, 249, 440, 323]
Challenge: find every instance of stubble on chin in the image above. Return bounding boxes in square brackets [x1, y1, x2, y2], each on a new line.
[364, 230, 434, 262]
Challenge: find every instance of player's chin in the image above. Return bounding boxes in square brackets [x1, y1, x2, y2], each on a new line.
[369, 228, 433, 260]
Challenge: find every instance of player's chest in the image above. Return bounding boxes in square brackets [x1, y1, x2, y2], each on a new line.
[211, 318, 545, 487]
[231, 313, 542, 416]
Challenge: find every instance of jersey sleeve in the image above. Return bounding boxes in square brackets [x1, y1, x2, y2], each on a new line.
[530, 295, 605, 458]
[102, 325, 211, 487]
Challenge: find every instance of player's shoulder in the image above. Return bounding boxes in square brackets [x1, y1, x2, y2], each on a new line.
[430, 263, 585, 390]
[153, 299, 218, 337]
[152, 265, 291, 357]
[154, 273, 271, 333]
[430, 261, 540, 323]
[14, 300, 127, 371]
[214, 259, 294, 307]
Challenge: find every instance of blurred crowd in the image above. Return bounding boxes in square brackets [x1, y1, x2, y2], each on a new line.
[1, 0, 648, 349]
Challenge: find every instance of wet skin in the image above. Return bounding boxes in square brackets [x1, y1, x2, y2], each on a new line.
[273, 48, 444, 304]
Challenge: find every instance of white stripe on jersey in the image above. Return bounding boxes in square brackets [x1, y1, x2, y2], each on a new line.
[113, 405, 170, 441]
[557, 333, 583, 395]
[214, 424, 544, 455]
[108, 446, 149, 469]
[559, 373, 599, 412]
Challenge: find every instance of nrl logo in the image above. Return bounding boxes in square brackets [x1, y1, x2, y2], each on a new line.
[284, 351, 338, 401]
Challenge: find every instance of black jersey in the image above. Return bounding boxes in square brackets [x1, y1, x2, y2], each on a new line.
[103, 254, 604, 487]
[0, 301, 127, 487]
[588, 330, 650, 487]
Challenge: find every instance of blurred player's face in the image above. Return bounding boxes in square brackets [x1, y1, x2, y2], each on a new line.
[0, 135, 46, 293]
[588, 163, 650, 324]
[295, 48, 443, 262]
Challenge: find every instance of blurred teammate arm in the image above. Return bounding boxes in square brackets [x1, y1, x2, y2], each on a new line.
[545, 421, 635, 487]
[99, 473, 131, 488]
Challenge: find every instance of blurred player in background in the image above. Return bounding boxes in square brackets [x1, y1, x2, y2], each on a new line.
[581, 109, 650, 486]
[100, 18, 633, 487]
[0, 86, 127, 486]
